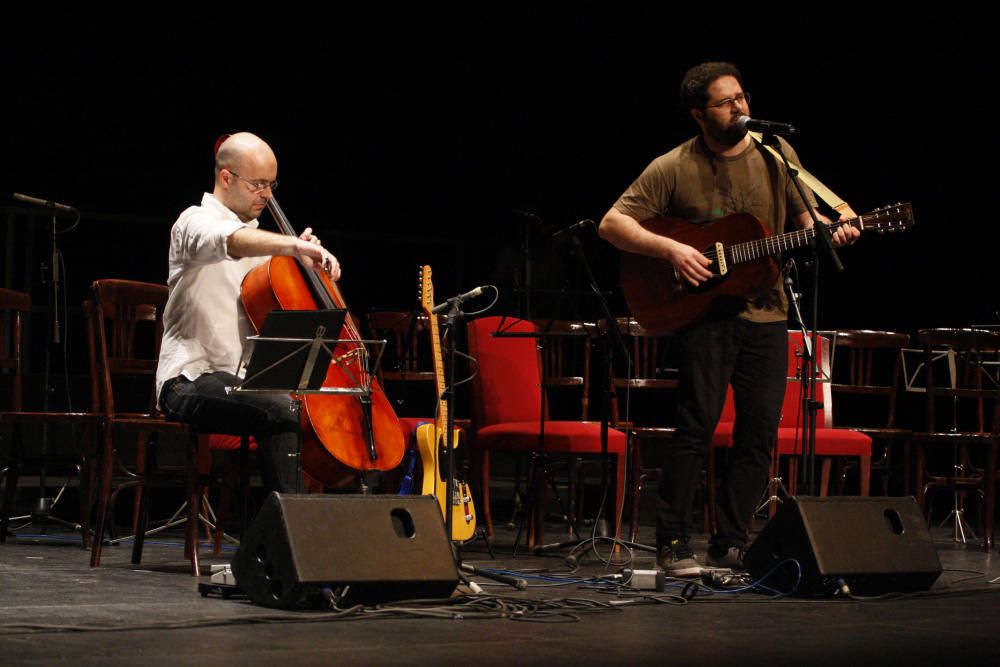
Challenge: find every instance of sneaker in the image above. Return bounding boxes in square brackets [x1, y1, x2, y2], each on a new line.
[656, 539, 702, 577]
[705, 545, 745, 570]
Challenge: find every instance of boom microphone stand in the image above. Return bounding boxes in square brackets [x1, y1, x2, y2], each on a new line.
[760, 135, 844, 495]
[438, 295, 526, 591]
[7, 195, 84, 537]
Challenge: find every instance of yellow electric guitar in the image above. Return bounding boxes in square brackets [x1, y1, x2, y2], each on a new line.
[415, 265, 476, 541]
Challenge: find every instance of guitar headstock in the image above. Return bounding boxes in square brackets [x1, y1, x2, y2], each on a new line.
[419, 264, 434, 316]
[863, 202, 914, 233]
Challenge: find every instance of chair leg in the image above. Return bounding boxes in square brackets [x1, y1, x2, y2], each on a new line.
[984, 442, 996, 553]
[567, 455, 579, 534]
[819, 458, 832, 496]
[786, 458, 798, 498]
[859, 455, 871, 498]
[915, 444, 927, 511]
[131, 433, 149, 538]
[239, 435, 251, 541]
[186, 435, 201, 576]
[0, 425, 21, 543]
[79, 428, 97, 550]
[629, 435, 642, 543]
[90, 426, 116, 567]
[614, 451, 626, 543]
[480, 450, 494, 538]
[214, 456, 235, 556]
[902, 439, 912, 497]
[131, 477, 149, 565]
[530, 465, 547, 549]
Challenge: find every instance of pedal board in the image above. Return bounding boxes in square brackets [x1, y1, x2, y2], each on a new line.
[197, 564, 246, 599]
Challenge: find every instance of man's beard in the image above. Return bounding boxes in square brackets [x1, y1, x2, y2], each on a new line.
[705, 115, 748, 147]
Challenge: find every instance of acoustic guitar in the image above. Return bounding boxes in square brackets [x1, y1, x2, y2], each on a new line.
[619, 203, 914, 334]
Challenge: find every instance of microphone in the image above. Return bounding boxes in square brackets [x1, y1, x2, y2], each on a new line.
[12, 192, 77, 212]
[737, 115, 796, 136]
[552, 219, 595, 240]
[431, 286, 488, 314]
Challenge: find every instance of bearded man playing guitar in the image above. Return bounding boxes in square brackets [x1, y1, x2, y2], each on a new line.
[599, 62, 860, 577]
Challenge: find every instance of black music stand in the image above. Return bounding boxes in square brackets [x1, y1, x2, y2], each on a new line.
[534, 229, 646, 565]
[491, 317, 593, 555]
[231, 308, 383, 496]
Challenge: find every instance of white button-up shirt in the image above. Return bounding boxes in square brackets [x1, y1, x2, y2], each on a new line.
[155, 193, 266, 405]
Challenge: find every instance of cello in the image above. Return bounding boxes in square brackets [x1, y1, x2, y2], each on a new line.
[240, 198, 404, 488]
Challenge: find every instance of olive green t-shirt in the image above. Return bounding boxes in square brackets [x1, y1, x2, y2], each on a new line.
[614, 135, 817, 323]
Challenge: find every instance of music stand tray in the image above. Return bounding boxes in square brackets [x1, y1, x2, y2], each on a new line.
[238, 309, 347, 393]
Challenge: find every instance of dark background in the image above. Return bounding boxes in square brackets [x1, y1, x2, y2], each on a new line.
[2, 15, 993, 387]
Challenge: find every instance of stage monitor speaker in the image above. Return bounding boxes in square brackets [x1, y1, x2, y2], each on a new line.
[231, 493, 459, 608]
[743, 496, 942, 596]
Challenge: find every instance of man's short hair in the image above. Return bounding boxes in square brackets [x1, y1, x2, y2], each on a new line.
[680, 62, 743, 110]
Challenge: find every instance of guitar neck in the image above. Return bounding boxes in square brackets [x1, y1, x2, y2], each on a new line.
[427, 312, 449, 431]
[727, 216, 863, 266]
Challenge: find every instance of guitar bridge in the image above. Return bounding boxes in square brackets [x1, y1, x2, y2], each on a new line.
[714, 242, 727, 276]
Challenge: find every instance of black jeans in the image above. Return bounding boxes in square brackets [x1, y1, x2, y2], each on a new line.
[656, 318, 788, 551]
[160, 371, 302, 494]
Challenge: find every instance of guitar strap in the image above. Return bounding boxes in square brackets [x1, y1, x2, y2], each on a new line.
[749, 131, 857, 218]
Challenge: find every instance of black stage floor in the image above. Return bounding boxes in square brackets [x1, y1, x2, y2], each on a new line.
[2, 514, 1000, 666]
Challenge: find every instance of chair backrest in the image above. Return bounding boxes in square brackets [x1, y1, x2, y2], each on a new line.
[720, 331, 832, 429]
[91, 279, 169, 418]
[822, 329, 910, 429]
[366, 310, 435, 382]
[601, 317, 679, 427]
[534, 319, 594, 420]
[466, 316, 542, 427]
[0, 288, 31, 411]
[917, 328, 1000, 434]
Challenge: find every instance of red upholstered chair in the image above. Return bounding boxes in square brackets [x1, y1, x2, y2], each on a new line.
[465, 316, 627, 547]
[708, 331, 872, 529]
[199, 433, 257, 556]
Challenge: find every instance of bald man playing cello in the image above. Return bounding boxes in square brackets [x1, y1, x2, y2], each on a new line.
[156, 132, 340, 493]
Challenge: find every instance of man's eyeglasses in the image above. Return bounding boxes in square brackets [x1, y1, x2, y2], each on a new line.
[705, 92, 750, 110]
[227, 169, 278, 194]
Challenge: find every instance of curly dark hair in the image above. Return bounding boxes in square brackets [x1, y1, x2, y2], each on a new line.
[680, 62, 743, 110]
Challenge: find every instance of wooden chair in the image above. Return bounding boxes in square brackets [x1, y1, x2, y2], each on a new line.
[1, 289, 101, 547]
[912, 328, 1000, 551]
[366, 310, 436, 415]
[599, 317, 680, 542]
[533, 319, 596, 529]
[823, 330, 912, 495]
[465, 316, 626, 547]
[88, 279, 250, 575]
